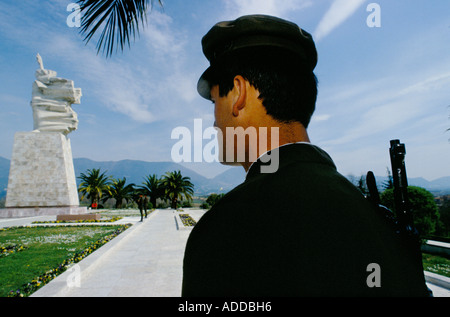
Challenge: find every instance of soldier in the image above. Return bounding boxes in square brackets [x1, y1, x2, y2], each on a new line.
[182, 15, 430, 297]
[137, 195, 145, 222]
[143, 195, 149, 219]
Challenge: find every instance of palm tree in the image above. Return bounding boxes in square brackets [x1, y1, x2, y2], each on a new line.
[77, 0, 163, 57]
[161, 171, 194, 209]
[102, 177, 135, 208]
[78, 168, 112, 208]
[139, 174, 165, 208]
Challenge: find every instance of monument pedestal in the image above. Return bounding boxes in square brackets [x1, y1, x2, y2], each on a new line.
[2, 132, 87, 218]
[1, 206, 88, 218]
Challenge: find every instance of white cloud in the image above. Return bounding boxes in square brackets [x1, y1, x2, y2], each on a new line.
[398, 73, 450, 96]
[143, 11, 186, 57]
[311, 114, 331, 123]
[313, 0, 367, 41]
[0, 2, 200, 125]
[43, 34, 158, 123]
[222, 0, 312, 19]
[0, 9, 158, 124]
[316, 70, 450, 153]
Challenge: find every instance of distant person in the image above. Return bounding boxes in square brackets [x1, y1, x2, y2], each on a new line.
[143, 195, 149, 218]
[137, 195, 147, 222]
[182, 15, 430, 297]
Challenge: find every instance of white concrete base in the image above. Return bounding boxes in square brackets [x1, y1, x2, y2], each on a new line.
[425, 271, 450, 290]
[0, 206, 87, 218]
[5, 132, 81, 214]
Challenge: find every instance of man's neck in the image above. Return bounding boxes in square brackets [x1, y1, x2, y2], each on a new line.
[241, 122, 310, 172]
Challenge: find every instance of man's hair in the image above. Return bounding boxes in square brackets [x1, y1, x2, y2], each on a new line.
[208, 48, 318, 128]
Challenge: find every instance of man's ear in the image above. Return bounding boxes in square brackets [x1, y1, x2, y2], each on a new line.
[232, 75, 247, 117]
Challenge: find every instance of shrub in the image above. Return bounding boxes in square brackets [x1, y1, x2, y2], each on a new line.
[380, 186, 440, 238]
[200, 202, 210, 210]
[206, 193, 225, 207]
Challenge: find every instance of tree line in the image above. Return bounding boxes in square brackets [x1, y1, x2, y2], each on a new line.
[350, 169, 449, 240]
[77, 167, 448, 239]
[77, 169, 194, 210]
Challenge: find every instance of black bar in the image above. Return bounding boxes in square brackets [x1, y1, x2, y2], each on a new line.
[389, 139, 413, 230]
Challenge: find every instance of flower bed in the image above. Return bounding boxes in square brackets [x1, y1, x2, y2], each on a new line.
[4, 224, 131, 297]
[0, 245, 27, 259]
[179, 214, 197, 227]
[31, 216, 123, 224]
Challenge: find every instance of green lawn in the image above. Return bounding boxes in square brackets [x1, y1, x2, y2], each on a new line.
[0, 225, 130, 297]
[99, 208, 152, 217]
[422, 253, 450, 278]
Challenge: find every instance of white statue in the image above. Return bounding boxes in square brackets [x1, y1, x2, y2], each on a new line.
[36, 53, 44, 70]
[31, 54, 82, 135]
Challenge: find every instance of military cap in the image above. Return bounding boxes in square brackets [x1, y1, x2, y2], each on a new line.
[197, 14, 318, 100]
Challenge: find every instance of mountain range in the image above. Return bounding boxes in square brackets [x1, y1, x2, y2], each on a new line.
[0, 156, 246, 198]
[1, 156, 450, 198]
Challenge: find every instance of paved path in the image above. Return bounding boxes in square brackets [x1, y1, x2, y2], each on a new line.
[1, 209, 449, 297]
[30, 209, 200, 297]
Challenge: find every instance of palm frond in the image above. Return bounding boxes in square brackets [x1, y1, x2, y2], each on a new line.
[77, 0, 163, 57]
[161, 171, 195, 207]
[77, 168, 112, 205]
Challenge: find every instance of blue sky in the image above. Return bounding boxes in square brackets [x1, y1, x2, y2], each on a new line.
[0, 0, 449, 181]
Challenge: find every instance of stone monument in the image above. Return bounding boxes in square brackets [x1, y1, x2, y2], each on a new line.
[2, 54, 87, 217]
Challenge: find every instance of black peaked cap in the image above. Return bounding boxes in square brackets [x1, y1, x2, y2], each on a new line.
[197, 15, 318, 100]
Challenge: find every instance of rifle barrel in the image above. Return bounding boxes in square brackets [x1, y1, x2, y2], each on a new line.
[389, 139, 412, 228]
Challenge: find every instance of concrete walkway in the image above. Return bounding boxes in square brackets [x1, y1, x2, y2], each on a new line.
[1, 209, 449, 297]
[30, 209, 199, 297]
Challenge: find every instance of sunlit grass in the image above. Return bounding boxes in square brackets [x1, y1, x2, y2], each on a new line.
[0, 225, 129, 297]
[422, 253, 450, 278]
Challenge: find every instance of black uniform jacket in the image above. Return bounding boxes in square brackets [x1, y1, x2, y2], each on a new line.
[182, 143, 429, 297]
